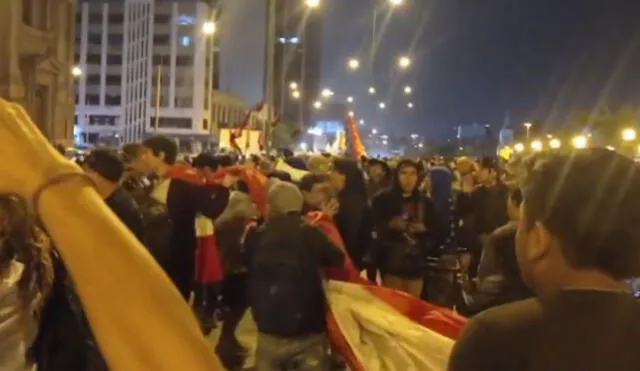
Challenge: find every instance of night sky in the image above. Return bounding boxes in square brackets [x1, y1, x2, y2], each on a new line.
[323, 0, 640, 141]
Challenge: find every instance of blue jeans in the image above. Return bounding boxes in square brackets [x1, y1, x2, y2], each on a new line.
[255, 332, 330, 371]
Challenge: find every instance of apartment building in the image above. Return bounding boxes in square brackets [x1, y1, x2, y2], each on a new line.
[74, 0, 246, 147]
[0, 0, 77, 145]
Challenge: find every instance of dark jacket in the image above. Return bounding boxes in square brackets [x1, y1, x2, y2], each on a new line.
[245, 213, 344, 338]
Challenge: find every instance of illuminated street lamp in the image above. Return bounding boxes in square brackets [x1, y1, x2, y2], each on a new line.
[348, 111, 355, 117]
[622, 128, 637, 142]
[404, 85, 412, 95]
[530, 140, 543, 152]
[549, 138, 561, 149]
[305, 0, 320, 8]
[372, 128, 378, 135]
[572, 135, 588, 149]
[289, 81, 298, 90]
[407, 102, 413, 108]
[346, 96, 354, 103]
[514, 143, 525, 153]
[291, 90, 301, 100]
[202, 21, 216, 35]
[359, 119, 364, 125]
[347, 58, 360, 71]
[71, 66, 83, 77]
[389, 0, 404, 5]
[313, 100, 322, 109]
[320, 88, 334, 98]
[524, 122, 532, 140]
[378, 102, 386, 110]
[368, 86, 376, 95]
[398, 56, 411, 69]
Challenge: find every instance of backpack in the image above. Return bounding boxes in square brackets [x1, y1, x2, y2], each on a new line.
[247, 217, 325, 337]
[131, 191, 173, 271]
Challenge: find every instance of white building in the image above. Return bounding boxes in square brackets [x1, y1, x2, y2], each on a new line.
[74, 0, 246, 147]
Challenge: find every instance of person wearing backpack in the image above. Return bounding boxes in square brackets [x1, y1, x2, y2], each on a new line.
[245, 180, 345, 371]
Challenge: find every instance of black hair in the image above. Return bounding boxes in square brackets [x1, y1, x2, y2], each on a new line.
[142, 136, 178, 165]
[85, 149, 125, 183]
[121, 143, 144, 163]
[522, 148, 640, 279]
[299, 173, 330, 192]
[268, 170, 293, 183]
[332, 158, 366, 195]
[216, 154, 234, 168]
[193, 152, 219, 170]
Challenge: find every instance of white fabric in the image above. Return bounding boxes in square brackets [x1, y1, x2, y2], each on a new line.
[0, 261, 37, 371]
[325, 280, 454, 371]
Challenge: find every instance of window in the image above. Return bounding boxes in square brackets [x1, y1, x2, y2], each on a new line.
[149, 117, 192, 129]
[176, 14, 195, 25]
[108, 34, 123, 45]
[105, 75, 120, 85]
[180, 36, 192, 47]
[89, 115, 117, 126]
[153, 34, 170, 45]
[106, 54, 121, 64]
[86, 75, 100, 85]
[88, 34, 102, 45]
[108, 13, 124, 24]
[176, 56, 193, 66]
[86, 95, 100, 105]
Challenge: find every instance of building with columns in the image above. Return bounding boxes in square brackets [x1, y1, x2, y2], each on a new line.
[0, 0, 77, 145]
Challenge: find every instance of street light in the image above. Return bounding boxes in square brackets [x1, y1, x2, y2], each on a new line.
[572, 135, 588, 149]
[202, 21, 216, 35]
[359, 119, 364, 125]
[313, 100, 322, 109]
[348, 111, 355, 117]
[622, 128, 637, 142]
[514, 143, 525, 153]
[524, 122, 532, 140]
[404, 85, 412, 95]
[320, 88, 334, 98]
[289, 81, 298, 90]
[368, 86, 376, 95]
[372, 128, 378, 135]
[407, 102, 413, 108]
[305, 0, 320, 8]
[549, 138, 561, 149]
[389, 0, 404, 5]
[398, 56, 411, 69]
[378, 102, 386, 110]
[346, 96, 354, 103]
[531, 140, 543, 152]
[291, 90, 301, 100]
[71, 66, 83, 77]
[347, 58, 360, 71]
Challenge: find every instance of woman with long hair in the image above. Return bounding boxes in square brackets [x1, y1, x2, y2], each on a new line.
[0, 194, 53, 371]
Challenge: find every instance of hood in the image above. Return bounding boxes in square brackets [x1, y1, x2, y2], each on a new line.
[0, 261, 36, 371]
[267, 179, 303, 215]
[214, 191, 259, 228]
[391, 159, 422, 197]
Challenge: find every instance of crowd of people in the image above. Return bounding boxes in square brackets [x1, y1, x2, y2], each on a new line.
[0, 96, 639, 371]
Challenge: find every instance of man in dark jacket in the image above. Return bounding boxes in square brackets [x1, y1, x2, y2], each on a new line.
[246, 180, 344, 370]
[372, 159, 436, 297]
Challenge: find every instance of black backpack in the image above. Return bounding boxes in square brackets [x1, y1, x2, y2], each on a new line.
[131, 191, 173, 271]
[247, 218, 325, 337]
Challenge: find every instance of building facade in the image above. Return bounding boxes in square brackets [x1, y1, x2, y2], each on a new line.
[273, 0, 323, 128]
[0, 0, 77, 145]
[74, 0, 243, 147]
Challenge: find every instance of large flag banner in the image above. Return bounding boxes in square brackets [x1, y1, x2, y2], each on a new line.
[346, 114, 368, 158]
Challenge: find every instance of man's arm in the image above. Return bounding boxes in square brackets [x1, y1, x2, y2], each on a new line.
[307, 225, 345, 268]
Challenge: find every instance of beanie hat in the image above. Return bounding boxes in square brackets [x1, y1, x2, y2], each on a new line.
[267, 180, 304, 215]
[307, 155, 333, 175]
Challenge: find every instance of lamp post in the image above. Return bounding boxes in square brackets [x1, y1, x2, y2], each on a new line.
[524, 122, 532, 141]
[203, 10, 217, 142]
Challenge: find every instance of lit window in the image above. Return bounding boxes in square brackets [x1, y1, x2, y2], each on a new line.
[278, 37, 287, 44]
[177, 14, 195, 25]
[289, 37, 300, 44]
[180, 36, 191, 47]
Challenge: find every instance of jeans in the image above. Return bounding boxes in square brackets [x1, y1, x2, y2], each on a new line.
[255, 332, 330, 371]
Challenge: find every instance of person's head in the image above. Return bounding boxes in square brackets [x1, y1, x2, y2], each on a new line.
[267, 180, 303, 215]
[307, 155, 332, 175]
[395, 160, 420, 194]
[299, 173, 333, 210]
[475, 156, 498, 185]
[507, 187, 523, 221]
[367, 159, 390, 183]
[516, 149, 640, 296]
[135, 136, 178, 175]
[84, 149, 125, 187]
[330, 158, 366, 194]
[192, 152, 219, 175]
[247, 154, 261, 169]
[0, 195, 52, 309]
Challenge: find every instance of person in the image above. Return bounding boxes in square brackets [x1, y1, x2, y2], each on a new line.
[299, 173, 338, 215]
[329, 158, 370, 269]
[0, 195, 53, 371]
[372, 159, 436, 296]
[449, 149, 640, 371]
[0, 98, 223, 370]
[245, 180, 345, 371]
[83, 149, 145, 242]
[365, 158, 391, 199]
[128, 135, 232, 299]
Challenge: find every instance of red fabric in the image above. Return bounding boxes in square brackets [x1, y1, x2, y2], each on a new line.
[346, 115, 367, 158]
[194, 233, 224, 283]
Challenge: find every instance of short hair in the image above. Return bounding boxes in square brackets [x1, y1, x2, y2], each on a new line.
[142, 136, 178, 165]
[299, 173, 330, 192]
[192, 152, 219, 169]
[85, 148, 125, 183]
[521, 148, 640, 279]
[216, 154, 234, 168]
[478, 156, 498, 171]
